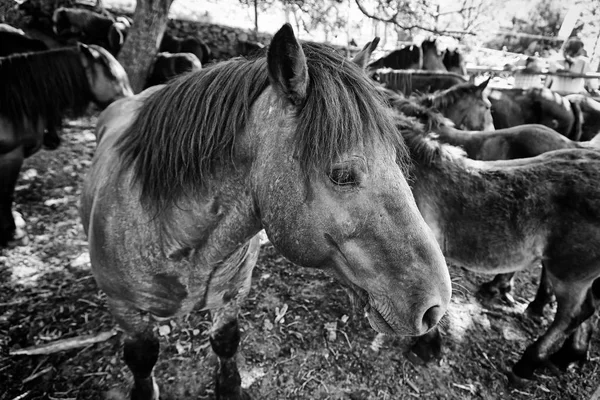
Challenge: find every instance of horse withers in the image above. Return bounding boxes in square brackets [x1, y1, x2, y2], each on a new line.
[0, 43, 132, 247]
[80, 25, 452, 399]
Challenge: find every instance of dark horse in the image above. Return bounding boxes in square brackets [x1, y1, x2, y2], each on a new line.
[374, 69, 467, 95]
[0, 44, 132, 247]
[394, 111, 600, 383]
[367, 44, 422, 70]
[442, 48, 467, 76]
[415, 78, 495, 131]
[144, 52, 202, 88]
[488, 87, 584, 140]
[565, 94, 600, 141]
[389, 90, 600, 316]
[421, 38, 446, 71]
[80, 25, 451, 399]
[0, 30, 48, 57]
[159, 32, 212, 65]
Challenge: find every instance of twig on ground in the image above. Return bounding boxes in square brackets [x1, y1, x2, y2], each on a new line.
[10, 330, 118, 356]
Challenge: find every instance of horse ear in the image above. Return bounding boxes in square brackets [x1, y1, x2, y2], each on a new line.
[267, 23, 308, 106]
[352, 37, 380, 70]
[477, 77, 491, 91]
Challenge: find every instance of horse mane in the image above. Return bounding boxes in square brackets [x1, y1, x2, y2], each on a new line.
[379, 86, 453, 133]
[418, 82, 479, 111]
[391, 107, 465, 167]
[0, 47, 91, 132]
[116, 41, 406, 212]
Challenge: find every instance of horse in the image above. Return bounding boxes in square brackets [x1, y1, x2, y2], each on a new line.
[144, 52, 202, 88]
[0, 43, 133, 247]
[565, 94, 600, 141]
[0, 30, 48, 57]
[236, 39, 265, 57]
[392, 112, 600, 383]
[421, 38, 446, 71]
[51, 7, 128, 55]
[416, 78, 495, 131]
[159, 32, 212, 65]
[442, 48, 466, 76]
[80, 25, 452, 399]
[488, 87, 584, 140]
[386, 88, 600, 312]
[373, 69, 467, 95]
[367, 44, 423, 70]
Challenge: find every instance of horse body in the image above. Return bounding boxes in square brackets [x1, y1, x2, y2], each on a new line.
[0, 30, 48, 57]
[0, 44, 132, 247]
[368, 45, 423, 70]
[401, 123, 600, 380]
[145, 52, 202, 88]
[489, 87, 583, 140]
[566, 94, 600, 140]
[159, 32, 211, 65]
[81, 26, 451, 399]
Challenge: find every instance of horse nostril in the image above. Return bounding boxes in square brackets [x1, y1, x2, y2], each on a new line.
[422, 304, 444, 331]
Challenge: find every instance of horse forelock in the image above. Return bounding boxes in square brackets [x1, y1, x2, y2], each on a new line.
[0, 47, 92, 132]
[115, 41, 407, 213]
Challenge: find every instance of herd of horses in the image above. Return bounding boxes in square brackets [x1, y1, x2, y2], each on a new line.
[4, 18, 600, 398]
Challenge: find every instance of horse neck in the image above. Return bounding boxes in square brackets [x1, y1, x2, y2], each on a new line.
[436, 126, 483, 157]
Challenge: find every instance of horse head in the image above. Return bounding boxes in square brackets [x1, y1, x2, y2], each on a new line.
[77, 43, 133, 107]
[256, 29, 451, 335]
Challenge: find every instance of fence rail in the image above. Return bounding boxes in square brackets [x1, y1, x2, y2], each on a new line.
[467, 66, 600, 79]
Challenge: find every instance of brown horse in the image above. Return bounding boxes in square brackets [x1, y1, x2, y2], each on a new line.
[80, 25, 451, 399]
[394, 114, 600, 382]
[488, 87, 584, 140]
[416, 78, 495, 131]
[0, 43, 132, 247]
[386, 88, 600, 313]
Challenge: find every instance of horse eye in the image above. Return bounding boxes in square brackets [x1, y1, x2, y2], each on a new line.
[329, 167, 358, 187]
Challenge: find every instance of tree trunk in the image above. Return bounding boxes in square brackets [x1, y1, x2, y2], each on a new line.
[118, 0, 174, 93]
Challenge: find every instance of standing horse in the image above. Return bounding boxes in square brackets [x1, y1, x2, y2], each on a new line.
[0, 43, 132, 247]
[394, 115, 600, 382]
[489, 87, 583, 140]
[367, 44, 423, 70]
[417, 78, 495, 131]
[565, 94, 600, 140]
[442, 48, 467, 76]
[386, 88, 599, 313]
[81, 25, 452, 399]
[144, 52, 202, 88]
[159, 32, 212, 65]
[373, 69, 467, 95]
[421, 38, 446, 71]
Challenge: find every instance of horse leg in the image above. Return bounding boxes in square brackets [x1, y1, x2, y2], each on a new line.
[0, 146, 27, 247]
[108, 299, 160, 400]
[478, 272, 516, 305]
[525, 265, 554, 319]
[210, 302, 248, 400]
[510, 277, 597, 382]
[407, 326, 442, 363]
[549, 318, 594, 371]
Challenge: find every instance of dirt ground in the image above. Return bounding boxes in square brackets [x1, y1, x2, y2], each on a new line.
[1, 112, 600, 400]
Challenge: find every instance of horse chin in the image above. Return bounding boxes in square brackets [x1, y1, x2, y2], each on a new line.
[342, 284, 403, 336]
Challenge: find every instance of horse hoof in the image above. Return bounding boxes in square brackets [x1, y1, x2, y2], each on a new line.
[506, 370, 529, 387]
[524, 305, 544, 323]
[500, 292, 515, 306]
[130, 377, 159, 400]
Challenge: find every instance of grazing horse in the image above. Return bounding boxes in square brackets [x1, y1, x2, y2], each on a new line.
[80, 25, 452, 399]
[368, 44, 423, 70]
[565, 94, 600, 141]
[393, 114, 600, 382]
[52, 7, 128, 55]
[373, 69, 467, 95]
[442, 48, 466, 76]
[145, 52, 202, 88]
[416, 78, 495, 131]
[421, 38, 446, 71]
[0, 44, 132, 247]
[159, 32, 212, 65]
[0, 30, 48, 57]
[488, 87, 583, 140]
